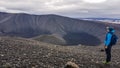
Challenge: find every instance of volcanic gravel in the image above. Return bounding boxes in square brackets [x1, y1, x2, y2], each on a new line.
[0, 37, 120, 68]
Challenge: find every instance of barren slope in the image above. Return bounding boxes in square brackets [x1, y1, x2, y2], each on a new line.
[0, 37, 120, 68]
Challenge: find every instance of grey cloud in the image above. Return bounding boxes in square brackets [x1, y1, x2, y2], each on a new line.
[0, 0, 120, 18]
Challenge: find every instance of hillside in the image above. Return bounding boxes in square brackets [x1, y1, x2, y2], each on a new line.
[0, 12, 120, 46]
[0, 36, 120, 68]
[33, 34, 66, 45]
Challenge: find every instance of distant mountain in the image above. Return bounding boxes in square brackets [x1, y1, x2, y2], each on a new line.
[0, 12, 120, 45]
[80, 18, 120, 24]
[81, 18, 120, 20]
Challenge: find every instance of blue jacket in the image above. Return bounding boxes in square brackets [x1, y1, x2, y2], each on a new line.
[104, 30, 115, 46]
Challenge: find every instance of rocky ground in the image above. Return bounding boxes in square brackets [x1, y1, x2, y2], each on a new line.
[0, 36, 120, 68]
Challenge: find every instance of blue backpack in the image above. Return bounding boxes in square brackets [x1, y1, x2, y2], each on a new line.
[110, 33, 118, 45]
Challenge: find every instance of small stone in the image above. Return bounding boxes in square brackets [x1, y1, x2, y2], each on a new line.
[96, 61, 99, 63]
[3, 63, 12, 68]
[91, 59, 94, 61]
[65, 61, 79, 68]
[23, 53, 27, 56]
[0, 54, 4, 57]
[33, 51, 36, 54]
[78, 44, 82, 46]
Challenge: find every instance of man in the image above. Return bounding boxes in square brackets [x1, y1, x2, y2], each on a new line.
[103, 27, 116, 64]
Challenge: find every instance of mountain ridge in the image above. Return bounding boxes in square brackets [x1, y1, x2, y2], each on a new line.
[0, 12, 120, 45]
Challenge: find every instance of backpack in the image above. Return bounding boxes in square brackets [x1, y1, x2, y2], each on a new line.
[110, 33, 118, 45]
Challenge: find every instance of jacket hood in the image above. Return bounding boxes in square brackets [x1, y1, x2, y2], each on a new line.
[108, 27, 115, 33]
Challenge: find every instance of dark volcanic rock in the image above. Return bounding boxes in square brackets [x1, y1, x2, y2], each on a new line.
[0, 37, 120, 68]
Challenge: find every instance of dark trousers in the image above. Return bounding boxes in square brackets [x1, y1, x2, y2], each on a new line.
[105, 45, 112, 62]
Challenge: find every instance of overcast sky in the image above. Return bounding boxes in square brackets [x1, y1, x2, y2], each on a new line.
[0, 0, 120, 18]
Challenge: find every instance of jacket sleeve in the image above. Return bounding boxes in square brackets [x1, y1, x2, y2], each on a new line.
[105, 33, 112, 46]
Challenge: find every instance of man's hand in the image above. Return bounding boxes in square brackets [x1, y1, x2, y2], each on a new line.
[104, 46, 107, 49]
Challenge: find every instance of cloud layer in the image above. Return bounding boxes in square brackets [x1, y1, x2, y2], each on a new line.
[0, 0, 120, 18]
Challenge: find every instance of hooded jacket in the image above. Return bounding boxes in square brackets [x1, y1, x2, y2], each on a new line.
[104, 29, 115, 46]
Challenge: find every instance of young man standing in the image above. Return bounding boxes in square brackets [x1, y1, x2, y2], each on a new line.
[104, 27, 117, 64]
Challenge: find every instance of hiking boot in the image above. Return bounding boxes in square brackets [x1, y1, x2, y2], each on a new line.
[103, 61, 110, 64]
